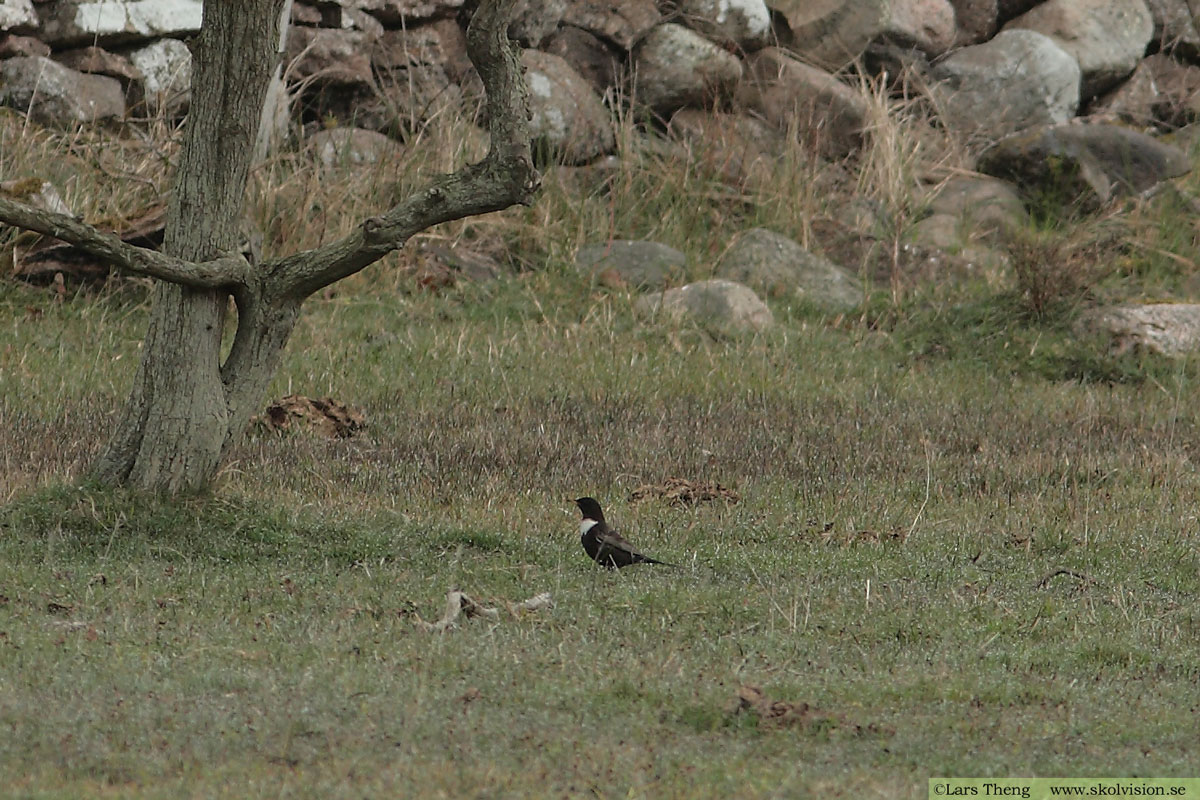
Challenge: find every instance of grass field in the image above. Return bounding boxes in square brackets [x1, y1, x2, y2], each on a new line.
[3, 103, 1200, 797]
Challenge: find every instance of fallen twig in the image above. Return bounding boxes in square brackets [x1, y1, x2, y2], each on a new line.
[416, 590, 552, 632]
[1034, 568, 1094, 589]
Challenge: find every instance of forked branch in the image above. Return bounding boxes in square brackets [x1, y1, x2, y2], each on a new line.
[0, 194, 253, 289]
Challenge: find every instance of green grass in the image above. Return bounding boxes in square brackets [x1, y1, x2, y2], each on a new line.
[5, 86, 1200, 796]
[2, 268, 1199, 797]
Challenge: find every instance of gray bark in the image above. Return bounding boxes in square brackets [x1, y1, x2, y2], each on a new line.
[93, 1, 286, 493]
[0, 0, 538, 495]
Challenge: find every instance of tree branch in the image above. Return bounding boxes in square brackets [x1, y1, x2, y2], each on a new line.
[265, 0, 540, 300]
[0, 194, 252, 289]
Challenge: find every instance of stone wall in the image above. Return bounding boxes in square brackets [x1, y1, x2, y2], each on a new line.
[2, 0, 1198, 158]
[4, 0, 1200, 346]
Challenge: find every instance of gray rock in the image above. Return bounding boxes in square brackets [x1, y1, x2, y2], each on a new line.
[1002, 0, 1153, 98]
[0, 32, 48, 57]
[0, 56, 125, 125]
[772, 0, 889, 68]
[735, 47, 869, 157]
[0, 0, 37, 32]
[1077, 303, 1200, 355]
[576, 240, 687, 289]
[715, 228, 863, 310]
[1144, 0, 1200, 58]
[286, 27, 375, 88]
[56, 46, 143, 84]
[911, 213, 964, 251]
[39, 0, 202, 47]
[922, 175, 1027, 238]
[931, 29, 1080, 139]
[509, 0, 567, 48]
[635, 279, 774, 333]
[128, 37, 191, 118]
[677, 0, 772, 52]
[309, 127, 403, 169]
[348, 0, 464, 24]
[977, 122, 1190, 210]
[288, 25, 464, 134]
[1092, 54, 1200, 129]
[887, 0, 957, 55]
[373, 20, 471, 82]
[561, 0, 661, 50]
[632, 23, 743, 116]
[948, 0, 998, 45]
[523, 49, 615, 165]
[774, 0, 955, 68]
[543, 25, 621, 95]
[667, 109, 785, 189]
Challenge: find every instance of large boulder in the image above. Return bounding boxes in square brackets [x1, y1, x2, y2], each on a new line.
[677, 0, 772, 52]
[632, 23, 743, 116]
[931, 30, 1080, 139]
[561, 0, 661, 50]
[127, 37, 191, 118]
[38, 0, 202, 47]
[0, 56, 125, 125]
[1144, 0, 1200, 58]
[921, 176, 1027, 237]
[308, 127, 403, 170]
[509, 0, 567, 48]
[910, 176, 1027, 255]
[667, 109, 785, 189]
[287, 26, 461, 134]
[523, 49, 615, 165]
[1077, 303, 1200, 356]
[773, 0, 956, 68]
[948, 0, 998, 45]
[348, 0, 465, 24]
[543, 25, 621, 95]
[887, 0, 957, 54]
[1002, 0, 1154, 98]
[0, 0, 37, 32]
[977, 123, 1190, 210]
[286, 27, 375, 89]
[373, 20, 471, 81]
[714, 228, 863, 310]
[56, 46, 142, 85]
[735, 47, 869, 157]
[772, 0, 888, 68]
[1092, 54, 1200, 129]
[635, 279, 775, 333]
[0, 32, 49, 57]
[576, 240, 687, 289]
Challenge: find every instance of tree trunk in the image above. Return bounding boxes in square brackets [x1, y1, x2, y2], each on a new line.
[92, 2, 286, 493]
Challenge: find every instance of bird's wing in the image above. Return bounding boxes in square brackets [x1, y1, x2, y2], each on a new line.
[596, 527, 639, 555]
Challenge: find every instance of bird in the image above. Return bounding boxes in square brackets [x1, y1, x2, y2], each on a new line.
[574, 497, 676, 569]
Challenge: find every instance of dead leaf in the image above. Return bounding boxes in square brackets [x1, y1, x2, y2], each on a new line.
[629, 477, 740, 507]
[253, 395, 365, 438]
[729, 685, 889, 736]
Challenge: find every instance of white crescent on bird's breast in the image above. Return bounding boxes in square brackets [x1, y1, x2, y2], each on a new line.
[579, 519, 598, 537]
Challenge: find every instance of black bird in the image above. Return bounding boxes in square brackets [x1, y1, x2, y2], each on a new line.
[575, 497, 675, 569]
